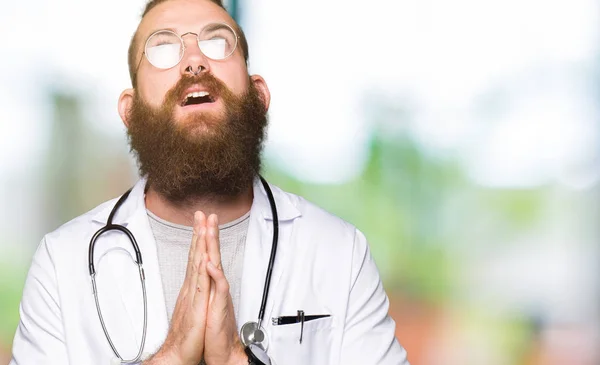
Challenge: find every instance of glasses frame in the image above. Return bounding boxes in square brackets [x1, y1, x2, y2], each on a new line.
[136, 22, 240, 72]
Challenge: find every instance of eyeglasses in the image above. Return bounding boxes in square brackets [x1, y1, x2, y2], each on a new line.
[138, 22, 239, 70]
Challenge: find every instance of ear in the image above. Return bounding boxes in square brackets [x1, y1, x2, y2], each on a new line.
[118, 88, 135, 128]
[250, 74, 270, 111]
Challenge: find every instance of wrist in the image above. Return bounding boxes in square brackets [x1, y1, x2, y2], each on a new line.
[146, 347, 182, 365]
[226, 342, 249, 365]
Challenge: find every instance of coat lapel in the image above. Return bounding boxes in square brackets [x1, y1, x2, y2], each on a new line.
[237, 178, 301, 334]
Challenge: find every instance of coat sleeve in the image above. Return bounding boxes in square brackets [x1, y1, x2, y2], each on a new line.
[10, 237, 70, 365]
[339, 229, 410, 365]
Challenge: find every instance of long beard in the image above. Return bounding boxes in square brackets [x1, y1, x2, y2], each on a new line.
[126, 74, 268, 203]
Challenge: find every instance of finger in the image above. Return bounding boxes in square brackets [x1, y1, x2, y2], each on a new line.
[185, 212, 202, 277]
[193, 253, 210, 310]
[180, 212, 202, 303]
[206, 214, 222, 270]
[195, 212, 209, 264]
[206, 260, 230, 309]
[187, 211, 207, 298]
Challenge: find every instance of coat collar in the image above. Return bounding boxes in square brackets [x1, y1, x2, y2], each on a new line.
[91, 176, 301, 226]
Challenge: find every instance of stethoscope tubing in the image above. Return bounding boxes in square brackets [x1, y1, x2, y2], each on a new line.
[89, 188, 140, 276]
[91, 266, 148, 363]
[88, 187, 147, 363]
[257, 176, 278, 328]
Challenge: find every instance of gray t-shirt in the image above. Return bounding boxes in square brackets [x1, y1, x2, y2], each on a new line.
[147, 210, 250, 322]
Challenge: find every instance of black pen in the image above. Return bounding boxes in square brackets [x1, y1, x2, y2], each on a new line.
[298, 310, 305, 344]
[271, 314, 330, 325]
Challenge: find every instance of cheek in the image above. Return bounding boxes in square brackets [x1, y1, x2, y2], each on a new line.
[137, 71, 180, 106]
[211, 63, 249, 95]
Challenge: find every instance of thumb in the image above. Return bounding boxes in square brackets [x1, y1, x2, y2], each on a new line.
[206, 260, 230, 310]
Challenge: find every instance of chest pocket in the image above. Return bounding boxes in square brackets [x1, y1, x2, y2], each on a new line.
[268, 316, 335, 365]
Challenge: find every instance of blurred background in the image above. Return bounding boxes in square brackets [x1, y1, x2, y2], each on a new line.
[1, 0, 599, 364]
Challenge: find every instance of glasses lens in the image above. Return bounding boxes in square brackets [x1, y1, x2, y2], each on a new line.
[145, 31, 183, 69]
[198, 23, 238, 60]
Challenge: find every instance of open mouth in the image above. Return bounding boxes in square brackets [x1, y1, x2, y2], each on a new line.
[181, 91, 215, 107]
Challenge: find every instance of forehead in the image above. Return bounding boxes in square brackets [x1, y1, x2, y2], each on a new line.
[138, 0, 235, 41]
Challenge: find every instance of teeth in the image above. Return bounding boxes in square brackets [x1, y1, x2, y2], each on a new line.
[186, 91, 209, 99]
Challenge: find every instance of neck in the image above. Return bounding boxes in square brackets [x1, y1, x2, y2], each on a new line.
[144, 184, 254, 227]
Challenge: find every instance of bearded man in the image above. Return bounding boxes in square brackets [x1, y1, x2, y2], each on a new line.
[10, 1, 410, 364]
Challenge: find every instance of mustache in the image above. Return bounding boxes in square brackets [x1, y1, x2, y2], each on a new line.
[163, 73, 229, 107]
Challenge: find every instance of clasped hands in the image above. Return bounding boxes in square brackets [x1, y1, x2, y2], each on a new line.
[145, 212, 246, 365]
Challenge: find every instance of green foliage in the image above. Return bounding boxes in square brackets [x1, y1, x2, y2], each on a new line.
[263, 135, 464, 303]
[263, 132, 547, 306]
[0, 259, 26, 347]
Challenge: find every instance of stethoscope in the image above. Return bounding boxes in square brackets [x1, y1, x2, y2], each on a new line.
[88, 176, 278, 364]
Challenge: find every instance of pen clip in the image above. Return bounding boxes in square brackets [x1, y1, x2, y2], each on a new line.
[297, 310, 305, 344]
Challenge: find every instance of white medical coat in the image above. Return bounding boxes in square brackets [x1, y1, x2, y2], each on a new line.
[10, 178, 409, 365]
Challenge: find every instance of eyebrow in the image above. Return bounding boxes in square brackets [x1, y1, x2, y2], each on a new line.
[145, 27, 178, 38]
[145, 23, 235, 39]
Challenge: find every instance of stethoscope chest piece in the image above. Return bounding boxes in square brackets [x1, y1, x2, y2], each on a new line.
[240, 321, 269, 350]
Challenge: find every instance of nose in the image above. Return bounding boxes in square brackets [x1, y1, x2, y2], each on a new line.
[185, 65, 204, 75]
[179, 32, 210, 76]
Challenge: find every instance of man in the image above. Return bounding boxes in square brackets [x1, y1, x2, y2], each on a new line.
[10, 0, 410, 364]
